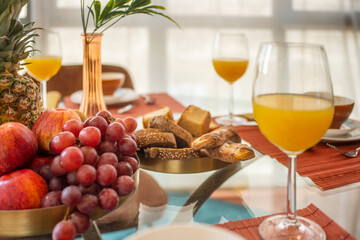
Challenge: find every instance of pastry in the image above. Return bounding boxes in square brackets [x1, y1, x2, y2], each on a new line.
[177, 105, 211, 137]
[144, 147, 201, 160]
[134, 129, 177, 149]
[192, 125, 237, 150]
[148, 115, 192, 148]
[201, 143, 254, 162]
[142, 106, 173, 128]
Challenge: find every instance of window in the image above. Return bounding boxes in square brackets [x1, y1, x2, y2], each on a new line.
[28, 0, 360, 118]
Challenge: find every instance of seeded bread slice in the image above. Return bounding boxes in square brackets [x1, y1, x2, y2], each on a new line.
[134, 128, 177, 149]
[148, 115, 193, 148]
[144, 147, 200, 160]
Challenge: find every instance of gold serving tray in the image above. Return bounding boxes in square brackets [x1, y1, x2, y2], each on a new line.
[139, 134, 242, 174]
[139, 154, 231, 174]
[0, 170, 139, 238]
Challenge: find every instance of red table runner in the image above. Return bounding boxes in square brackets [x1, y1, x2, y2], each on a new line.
[237, 126, 360, 190]
[216, 203, 356, 240]
[63, 92, 186, 118]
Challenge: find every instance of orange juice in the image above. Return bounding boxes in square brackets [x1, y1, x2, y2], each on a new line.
[212, 58, 248, 84]
[253, 94, 334, 153]
[24, 56, 62, 81]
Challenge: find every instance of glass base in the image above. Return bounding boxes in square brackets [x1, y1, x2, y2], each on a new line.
[215, 115, 248, 126]
[258, 215, 326, 240]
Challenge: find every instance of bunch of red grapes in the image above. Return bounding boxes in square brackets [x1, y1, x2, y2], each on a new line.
[38, 111, 138, 240]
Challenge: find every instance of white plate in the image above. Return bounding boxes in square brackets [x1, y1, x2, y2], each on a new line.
[124, 224, 245, 240]
[324, 119, 360, 137]
[70, 88, 139, 105]
[322, 119, 360, 143]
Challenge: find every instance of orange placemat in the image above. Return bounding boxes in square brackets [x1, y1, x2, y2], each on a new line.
[237, 126, 360, 190]
[216, 203, 356, 240]
[63, 92, 186, 118]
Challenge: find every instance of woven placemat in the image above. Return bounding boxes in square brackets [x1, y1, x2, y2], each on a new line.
[216, 203, 356, 240]
[237, 126, 360, 190]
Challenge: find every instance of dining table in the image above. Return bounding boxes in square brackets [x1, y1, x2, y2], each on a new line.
[8, 92, 360, 240]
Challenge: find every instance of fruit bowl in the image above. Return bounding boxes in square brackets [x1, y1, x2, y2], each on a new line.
[0, 170, 139, 238]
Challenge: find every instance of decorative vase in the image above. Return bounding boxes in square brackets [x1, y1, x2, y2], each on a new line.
[79, 33, 107, 117]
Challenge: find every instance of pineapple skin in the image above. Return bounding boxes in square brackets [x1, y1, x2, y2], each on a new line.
[0, 0, 43, 128]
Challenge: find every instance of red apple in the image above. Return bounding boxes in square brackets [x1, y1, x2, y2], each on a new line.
[0, 122, 38, 176]
[29, 155, 53, 173]
[32, 108, 81, 154]
[0, 169, 48, 210]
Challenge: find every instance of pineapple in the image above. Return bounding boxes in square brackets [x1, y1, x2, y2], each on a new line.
[0, 0, 43, 128]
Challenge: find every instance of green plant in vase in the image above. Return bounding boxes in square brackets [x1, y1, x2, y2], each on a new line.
[79, 0, 179, 117]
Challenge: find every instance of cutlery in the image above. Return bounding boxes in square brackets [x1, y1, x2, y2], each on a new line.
[117, 104, 133, 114]
[141, 94, 155, 105]
[326, 143, 360, 157]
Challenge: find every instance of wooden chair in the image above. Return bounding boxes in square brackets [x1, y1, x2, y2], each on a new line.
[47, 64, 134, 96]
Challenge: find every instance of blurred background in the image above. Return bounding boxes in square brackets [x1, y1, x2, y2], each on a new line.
[21, 0, 360, 118]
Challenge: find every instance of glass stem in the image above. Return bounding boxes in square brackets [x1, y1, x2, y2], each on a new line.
[42, 81, 47, 109]
[287, 155, 297, 223]
[228, 83, 234, 119]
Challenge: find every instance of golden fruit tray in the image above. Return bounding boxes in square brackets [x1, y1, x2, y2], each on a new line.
[0, 170, 139, 238]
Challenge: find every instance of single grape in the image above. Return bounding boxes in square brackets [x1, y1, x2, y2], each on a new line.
[81, 146, 98, 166]
[118, 138, 137, 156]
[127, 132, 136, 142]
[122, 156, 139, 173]
[98, 188, 119, 212]
[114, 118, 126, 128]
[52, 220, 76, 240]
[99, 140, 117, 154]
[79, 127, 101, 147]
[62, 119, 83, 137]
[96, 164, 117, 186]
[112, 175, 135, 196]
[60, 146, 84, 172]
[41, 191, 62, 208]
[61, 185, 82, 207]
[89, 116, 108, 136]
[50, 131, 76, 154]
[49, 176, 68, 191]
[70, 211, 91, 234]
[50, 156, 67, 176]
[76, 164, 96, 186]
[96, 110, 114, 124]
[83, 117, 92, 128]
[79, 183, 100, 195]
[97, 152, 118, 167]
[66, 171, 79, 185]
[115, 161, 133, 177]
[39, 165, 55, 182]
[106, 122, 125, 141]
[76, 194, 98, 215]
[124, 117, 137, 132]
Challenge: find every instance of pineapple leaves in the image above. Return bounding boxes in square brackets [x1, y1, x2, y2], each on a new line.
[81, 0, 179, 37]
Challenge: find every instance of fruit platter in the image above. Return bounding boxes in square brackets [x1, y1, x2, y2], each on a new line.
[0, 108, 140, 239]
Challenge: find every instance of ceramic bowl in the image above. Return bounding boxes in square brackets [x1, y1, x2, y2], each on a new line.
[102, 72, 125, 96]
[330, 96, 355, 129]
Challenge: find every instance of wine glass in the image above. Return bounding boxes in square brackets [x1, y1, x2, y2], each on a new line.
[212, 31, 249, 126]
[252, 42, 333, 239]
[24, 30, 62, 109]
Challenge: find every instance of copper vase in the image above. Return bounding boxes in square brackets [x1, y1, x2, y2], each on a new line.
[80, 33, 107, 117]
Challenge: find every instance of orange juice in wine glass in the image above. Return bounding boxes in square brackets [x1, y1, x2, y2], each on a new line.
[253, 42, 333, 240]
[24, 56, 62, 81]
[253, 94, 334, 153]
[212, 58, 248, 84]
[212, 32, 249, 126]
[25, 30, 62, 109]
